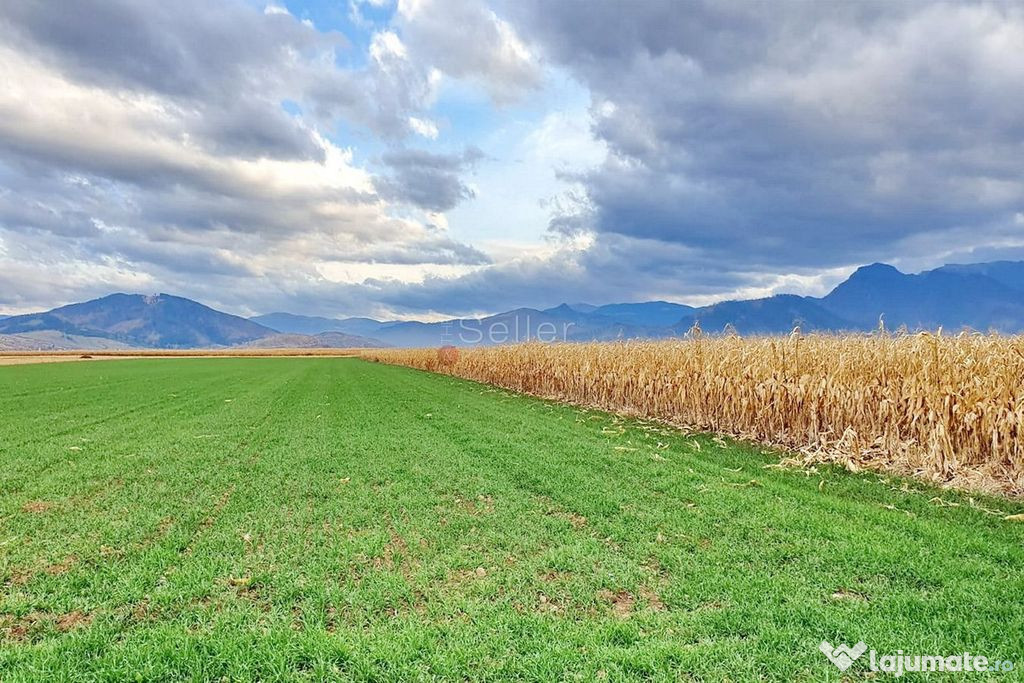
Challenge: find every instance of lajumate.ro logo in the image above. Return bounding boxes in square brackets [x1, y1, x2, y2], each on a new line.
[820, 640, 1015, 677]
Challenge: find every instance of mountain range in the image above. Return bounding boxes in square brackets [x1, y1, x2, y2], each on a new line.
[0, 294, 385, 350]
[2, 261, 1023, 350]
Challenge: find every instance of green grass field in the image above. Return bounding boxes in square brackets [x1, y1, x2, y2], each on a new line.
[1, 358, 1022, 681]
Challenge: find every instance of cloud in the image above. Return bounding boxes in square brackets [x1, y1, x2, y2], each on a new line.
[359, 231, 843, 316]
[408, 116, 440, 139]
[395, 0, 541, 104]
[504, 0, 1024, 270]
[373, 146, 485, 212]
[0, 0, 349, 155]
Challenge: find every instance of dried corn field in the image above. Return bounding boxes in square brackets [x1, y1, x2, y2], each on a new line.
[361, 334, 1024, 496]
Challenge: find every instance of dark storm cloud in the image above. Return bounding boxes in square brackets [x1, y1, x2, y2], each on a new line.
[373, 147, 485, 212]
[506, 0, 1024, 270]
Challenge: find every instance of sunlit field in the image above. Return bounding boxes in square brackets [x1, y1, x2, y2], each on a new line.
[2, 358, 1022, 680]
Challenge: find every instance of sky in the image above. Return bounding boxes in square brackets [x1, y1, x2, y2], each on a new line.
[1, 0, 1023, 320]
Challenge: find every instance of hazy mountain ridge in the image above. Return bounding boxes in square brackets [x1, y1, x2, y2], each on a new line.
[0, 330, 136, 351]
[818, 262, 1024, 332]
[249, 312, 392, 338]
[243, 332, 390, 349]
[936, 261, 1024, 293]
[677, 295, 855, 335]
[590, 301, 696, 327]
[252, 261, 1024, 345]
[3, 261, 1024, 350]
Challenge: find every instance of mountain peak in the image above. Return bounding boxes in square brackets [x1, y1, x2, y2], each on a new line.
[850, 262, 903, 279]
[0, 292, 273, 348]
[821, 260, 1024, 331]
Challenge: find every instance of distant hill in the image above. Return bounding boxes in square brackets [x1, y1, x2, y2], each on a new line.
[677, 295, 854, 334]
[250, 312, 343, 335]
[251, 312, 347, 335]
[250, 312, 395, 338]
[243, 331, 389, 349]
[0, 293, 274, 348]
[590, 301, 696, 327]
[0, 331, 136, 351]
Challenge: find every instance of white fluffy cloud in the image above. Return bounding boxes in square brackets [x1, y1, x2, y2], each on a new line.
[396, 0, 541, 104]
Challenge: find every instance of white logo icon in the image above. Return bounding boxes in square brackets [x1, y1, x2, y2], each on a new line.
[820, 641, 867, 671]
